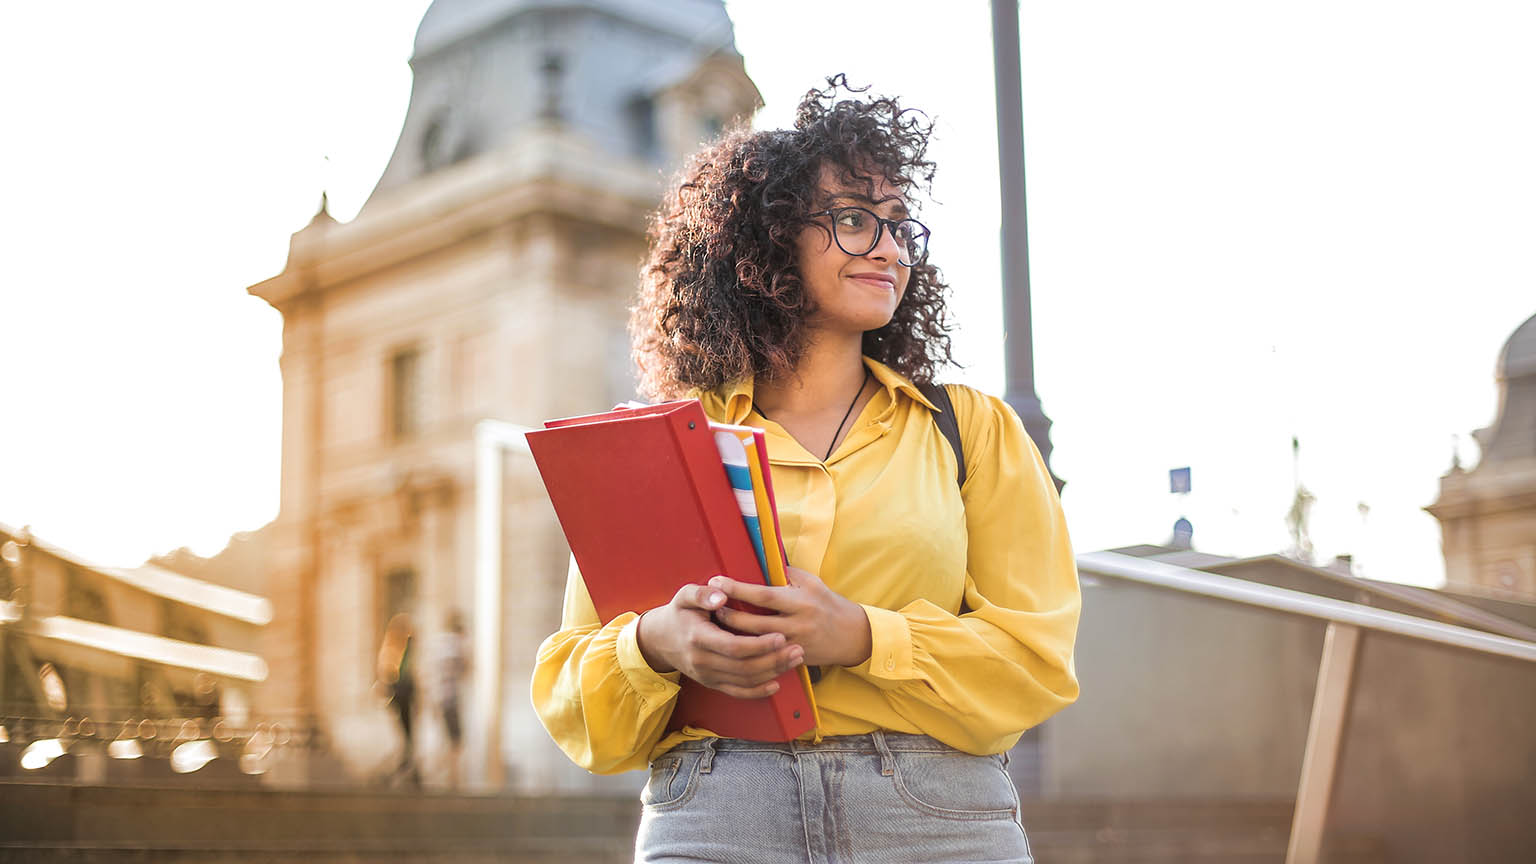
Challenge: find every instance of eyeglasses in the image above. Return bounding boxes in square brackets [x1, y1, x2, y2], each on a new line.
[808, 206, 930, 267]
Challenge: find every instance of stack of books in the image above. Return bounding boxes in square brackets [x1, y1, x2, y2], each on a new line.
[526, 399, 819, 741]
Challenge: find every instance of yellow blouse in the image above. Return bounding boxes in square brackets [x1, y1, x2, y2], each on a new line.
[531, 357, 1081, 774]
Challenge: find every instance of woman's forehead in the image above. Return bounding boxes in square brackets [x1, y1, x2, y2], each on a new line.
[817, 164, 908, 209]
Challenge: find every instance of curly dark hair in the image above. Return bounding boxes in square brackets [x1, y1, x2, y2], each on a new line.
[630, 75, 954, 400]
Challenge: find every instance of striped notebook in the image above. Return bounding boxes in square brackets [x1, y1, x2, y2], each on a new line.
[713, 425, 769, 582]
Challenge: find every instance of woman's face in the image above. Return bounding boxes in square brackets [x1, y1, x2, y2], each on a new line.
[794, 165, 913, 337]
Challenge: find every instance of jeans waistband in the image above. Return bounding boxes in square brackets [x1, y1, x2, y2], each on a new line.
[669, 731, 956, 756]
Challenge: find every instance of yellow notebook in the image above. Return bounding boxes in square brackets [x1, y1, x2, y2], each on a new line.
[737, 428, 823, 732]
[737, 432, 787, 587]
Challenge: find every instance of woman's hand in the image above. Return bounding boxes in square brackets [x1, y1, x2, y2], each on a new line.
[635, 582, 806, 699]
[708, 567, 873, 668]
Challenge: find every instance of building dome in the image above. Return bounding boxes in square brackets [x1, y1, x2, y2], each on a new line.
[413, 0, 735, 60]
[1473, 310, 1536, 465]
[1496, 311, 1536, 381]
[363, 0, 751, 211]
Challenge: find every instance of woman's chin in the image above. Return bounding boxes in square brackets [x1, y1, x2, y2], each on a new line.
[861, 307, 900, 331]
[809, 306, 899, 337]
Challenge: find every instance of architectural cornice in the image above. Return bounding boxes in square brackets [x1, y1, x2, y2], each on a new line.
[1427, 460, 1536, 520]
[249, 126, 660, 311]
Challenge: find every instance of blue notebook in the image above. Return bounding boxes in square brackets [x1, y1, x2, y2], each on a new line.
[712, 426, 770, 583]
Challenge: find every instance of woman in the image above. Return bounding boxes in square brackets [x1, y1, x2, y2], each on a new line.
[532, 77, 1080, 863]
[377, 612, 420, 787]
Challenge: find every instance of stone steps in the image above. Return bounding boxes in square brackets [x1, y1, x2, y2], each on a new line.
[0, 782, 1383, 863]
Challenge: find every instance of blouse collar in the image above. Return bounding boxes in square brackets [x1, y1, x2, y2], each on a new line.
[696, 356, 940, 425]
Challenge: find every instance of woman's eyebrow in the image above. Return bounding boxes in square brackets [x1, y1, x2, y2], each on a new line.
[829, 192, 910, 216]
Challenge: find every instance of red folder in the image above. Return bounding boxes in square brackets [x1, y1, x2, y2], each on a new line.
[526, 399, 816, 742]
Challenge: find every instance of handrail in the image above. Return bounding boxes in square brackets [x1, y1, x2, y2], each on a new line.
[1077, 550, 1536, 664]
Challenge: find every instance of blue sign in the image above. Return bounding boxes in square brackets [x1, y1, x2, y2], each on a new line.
[1170, 467, 1191, 494]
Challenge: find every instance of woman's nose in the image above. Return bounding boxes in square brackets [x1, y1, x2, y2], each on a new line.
[866, 221, 903, 262]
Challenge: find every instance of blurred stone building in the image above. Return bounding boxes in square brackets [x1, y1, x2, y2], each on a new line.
[0, 523, 272, 785]
[245, 0, 758, 791]
[1429, 310, 1536, 600]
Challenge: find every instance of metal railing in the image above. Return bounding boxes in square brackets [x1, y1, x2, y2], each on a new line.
[1077, 551, 1536, 662]
[1075, 550, 1536, 864]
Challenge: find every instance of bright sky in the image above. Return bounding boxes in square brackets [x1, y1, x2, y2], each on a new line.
[3, 1, 1532, 588]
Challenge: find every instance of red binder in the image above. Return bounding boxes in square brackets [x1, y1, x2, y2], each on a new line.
[526, 399, 816, 742]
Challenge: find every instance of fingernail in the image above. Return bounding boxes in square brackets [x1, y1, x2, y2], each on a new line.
[709, 591, 724, 605]
[765, 682, 779, 694]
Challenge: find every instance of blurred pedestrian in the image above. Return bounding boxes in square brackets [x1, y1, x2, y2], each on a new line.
[431, 609, 470, 788]
[376, 612, 419, 787]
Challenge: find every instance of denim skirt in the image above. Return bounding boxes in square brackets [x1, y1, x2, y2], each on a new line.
[635, 731, 1033, 864]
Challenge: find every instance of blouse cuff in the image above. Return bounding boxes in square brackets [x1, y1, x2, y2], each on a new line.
[616, 614, 683, 706]
[851, 604, 915, 688]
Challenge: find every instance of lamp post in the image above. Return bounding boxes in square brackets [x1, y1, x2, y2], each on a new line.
[991, 0, 1061, 490]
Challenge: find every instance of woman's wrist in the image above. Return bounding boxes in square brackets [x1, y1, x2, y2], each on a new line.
[635, 608, 676, 674]
[838, 601, 874, 667]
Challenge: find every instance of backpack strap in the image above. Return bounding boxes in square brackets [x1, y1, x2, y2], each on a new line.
[916, 381, 966, 489]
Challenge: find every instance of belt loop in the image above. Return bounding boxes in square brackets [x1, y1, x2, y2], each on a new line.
[872, 730, 894, 777]
[699, 737, 717, 774]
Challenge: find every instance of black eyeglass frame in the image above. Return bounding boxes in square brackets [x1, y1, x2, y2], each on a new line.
[807, 206, 931, 267]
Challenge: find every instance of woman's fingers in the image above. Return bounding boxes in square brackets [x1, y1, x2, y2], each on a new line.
[692, 650, 802, 691]
[690, 625, 782, 659]
[708, 680, 783, 700]
[693, 661, 788, 690]
[673, 582, 728, 613]
[686, 631, 804, 687]
[708, 575, 795, 611]
[713, 606, 791, 637]
[659, 579, 808, 690]
[783, 566, 823, 589]
[690, 627, 803, 672]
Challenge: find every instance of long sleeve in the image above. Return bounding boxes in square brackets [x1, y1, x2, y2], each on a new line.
[844, 387, 1081, 754]
[530, 558, 683, 774]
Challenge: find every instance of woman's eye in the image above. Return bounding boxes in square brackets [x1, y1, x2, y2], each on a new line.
[836, 211, 868, 230]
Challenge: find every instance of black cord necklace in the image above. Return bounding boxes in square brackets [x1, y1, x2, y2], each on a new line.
[754, 367, 872, 462]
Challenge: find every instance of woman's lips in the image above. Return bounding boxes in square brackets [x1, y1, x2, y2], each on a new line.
[847, 272, 896, 289]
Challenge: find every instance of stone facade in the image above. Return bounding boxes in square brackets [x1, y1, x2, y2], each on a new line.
[1428, 311, 1536, 599]
[247, 0, 758, 791]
